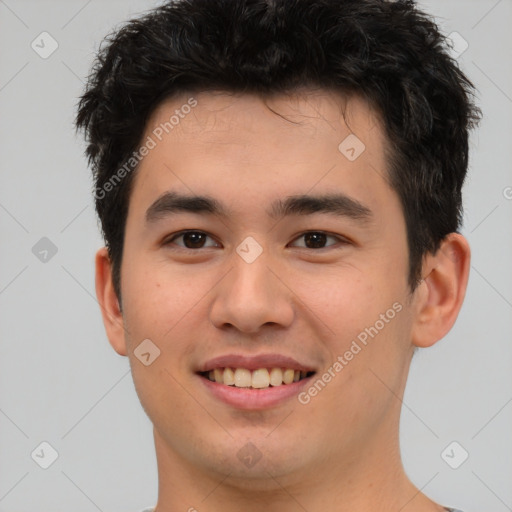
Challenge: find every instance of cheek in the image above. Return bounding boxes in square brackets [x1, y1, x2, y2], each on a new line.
[296, 267, 381, 338]
[296, 264, 410, 370]
[120, 254, 200, 344]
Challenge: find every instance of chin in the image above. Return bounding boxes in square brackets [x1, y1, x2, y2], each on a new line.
[202, 437, 312, 486]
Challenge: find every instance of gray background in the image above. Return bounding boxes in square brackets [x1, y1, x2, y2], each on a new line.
[0, 0, 511, 510]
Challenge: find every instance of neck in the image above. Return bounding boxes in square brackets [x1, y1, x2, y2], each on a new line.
[150, 408, 444, 512]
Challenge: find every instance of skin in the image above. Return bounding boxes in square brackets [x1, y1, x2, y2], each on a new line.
[95, 89, 470, 512]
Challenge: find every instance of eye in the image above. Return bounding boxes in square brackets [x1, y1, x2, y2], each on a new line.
[163, 230, 349, 251]
[164, 230, 220, 249]
[289, 231, 347, 249]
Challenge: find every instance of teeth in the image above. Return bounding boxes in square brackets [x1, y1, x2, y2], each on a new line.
[283, 368, 295, 385]
[269, 368, 283, 386]
[214, 368, 224, 383]
[223, 367, 235, 386]
[252, 368, 270, 389]
[205, 367, 312, 388]
[234, 368, 252, 387]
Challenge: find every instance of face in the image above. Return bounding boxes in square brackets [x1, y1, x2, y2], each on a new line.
[110, 89, 422, 485]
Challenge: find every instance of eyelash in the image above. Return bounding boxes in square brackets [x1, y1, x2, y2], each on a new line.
[163, 230, 350, 251]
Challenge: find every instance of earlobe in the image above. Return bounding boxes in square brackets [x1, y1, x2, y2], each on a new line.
[95, 247, 128, 356]
[411, 233, 471, 348]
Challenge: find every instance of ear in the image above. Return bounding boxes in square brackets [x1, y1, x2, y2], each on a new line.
[95, 247, 128, 356]
[411, 233, 471, 348]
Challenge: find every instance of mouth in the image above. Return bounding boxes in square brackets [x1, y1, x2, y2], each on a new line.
[198, 367, 316, 389]
[196, 354, 318, 409]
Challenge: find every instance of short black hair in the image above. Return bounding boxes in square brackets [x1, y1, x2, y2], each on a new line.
[76, 0, 480, 304]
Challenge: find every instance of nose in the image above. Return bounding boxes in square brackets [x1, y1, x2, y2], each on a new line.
[209, 247, 295, 334]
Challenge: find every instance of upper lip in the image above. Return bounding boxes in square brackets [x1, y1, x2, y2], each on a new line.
[197, 353, 316, 373]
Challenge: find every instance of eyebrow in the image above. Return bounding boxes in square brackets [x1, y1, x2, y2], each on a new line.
[145, 191, 373, 225]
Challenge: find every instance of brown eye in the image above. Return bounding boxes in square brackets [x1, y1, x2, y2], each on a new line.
[303, 232, 327, 248]
[166, 231, 219, 249]
[290, 231, 344, 249]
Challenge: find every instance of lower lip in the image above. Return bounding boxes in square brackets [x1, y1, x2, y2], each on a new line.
[197, 374, 314, 410]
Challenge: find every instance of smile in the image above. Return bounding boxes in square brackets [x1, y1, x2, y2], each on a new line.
[199, 367, 315, 389]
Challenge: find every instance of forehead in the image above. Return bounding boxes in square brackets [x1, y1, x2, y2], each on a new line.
[148, 88, 382, 150]
[129, 88, 394, 220]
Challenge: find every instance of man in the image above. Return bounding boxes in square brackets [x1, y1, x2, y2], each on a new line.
[75, 0, 480, 510]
